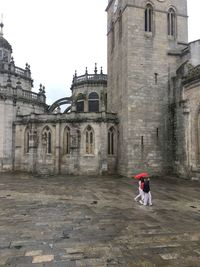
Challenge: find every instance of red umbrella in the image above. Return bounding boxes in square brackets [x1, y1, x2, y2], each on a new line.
[134, 172, 148, 179]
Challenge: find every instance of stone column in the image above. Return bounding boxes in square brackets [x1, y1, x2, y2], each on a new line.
[70, 124, 80, 174]
[28, 124, 38, 173]
[99, 122, 108, 175]
[55, 118, 61, 174]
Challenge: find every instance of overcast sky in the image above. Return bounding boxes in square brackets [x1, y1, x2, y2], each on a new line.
[0, 0, 199, 104]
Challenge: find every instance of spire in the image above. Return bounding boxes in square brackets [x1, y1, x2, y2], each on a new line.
[94, 63, 97, 74]
[0, 14, 4, 37]
[39, 83, 43, 93]
[42, 86, 46, 94]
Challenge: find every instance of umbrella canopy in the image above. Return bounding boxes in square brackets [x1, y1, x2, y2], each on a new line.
[134, 172, 148, 179]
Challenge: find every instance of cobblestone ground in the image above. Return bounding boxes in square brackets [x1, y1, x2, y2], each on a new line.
[0, 173, 199, 267]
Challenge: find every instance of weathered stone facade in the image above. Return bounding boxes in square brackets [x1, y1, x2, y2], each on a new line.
[0, 0, 200, 178]
[0, 24, 46, 171]
[107, 0, 189, 176]
[12, 68, 119, 175]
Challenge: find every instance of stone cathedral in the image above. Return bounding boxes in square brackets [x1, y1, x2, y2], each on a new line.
[0, 0, 200, 179]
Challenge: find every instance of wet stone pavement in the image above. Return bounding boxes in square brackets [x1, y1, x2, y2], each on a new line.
[0, 173, 200, 267]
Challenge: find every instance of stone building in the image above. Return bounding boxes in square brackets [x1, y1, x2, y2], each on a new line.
[0, 0, 200, 178]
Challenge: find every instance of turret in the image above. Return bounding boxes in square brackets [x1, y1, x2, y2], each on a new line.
[0, 21, 12, 63]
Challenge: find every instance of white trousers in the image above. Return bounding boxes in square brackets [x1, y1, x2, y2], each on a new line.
[143, 191, 152, 206]
[135, 188, 144, 201]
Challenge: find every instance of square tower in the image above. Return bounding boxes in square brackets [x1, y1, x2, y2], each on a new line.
[106, 0, 188, 176]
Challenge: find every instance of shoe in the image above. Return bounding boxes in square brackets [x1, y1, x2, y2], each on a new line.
[139, 200, 143, 204]
[149, 203, 153, 206]
[134, 198, 138, 202]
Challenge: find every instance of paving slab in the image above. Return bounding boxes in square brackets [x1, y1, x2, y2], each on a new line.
[0, 173, 199, 266]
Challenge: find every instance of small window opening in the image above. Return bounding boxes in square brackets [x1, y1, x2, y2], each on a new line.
[108, 127, 115, 155]
[145, 4, 153, 32]
[154, 73, 158, 84]
[141, 136, 144, 147]
[156, 128, 159, 138]
[168, 8, 176, 36]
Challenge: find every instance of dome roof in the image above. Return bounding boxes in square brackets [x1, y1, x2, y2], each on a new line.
[0, 36, 12, 51]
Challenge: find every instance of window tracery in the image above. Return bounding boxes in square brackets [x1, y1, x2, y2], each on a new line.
[42, 126, 52, 154]
[63, 126, 70, 154]
[85, 125, 94, 154]
[88, 92, 99, 112]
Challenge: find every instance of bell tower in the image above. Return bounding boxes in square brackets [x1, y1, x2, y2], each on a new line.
[106, 0, 188, 176]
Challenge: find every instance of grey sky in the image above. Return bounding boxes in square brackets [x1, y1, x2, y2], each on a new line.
[0, 0, 199, 104]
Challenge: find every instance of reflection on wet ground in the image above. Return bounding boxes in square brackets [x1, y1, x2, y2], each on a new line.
[0, 173, 199, 266]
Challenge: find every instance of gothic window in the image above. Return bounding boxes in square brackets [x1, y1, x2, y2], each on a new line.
[63, 126, 70, 154]
[167, 8, 176, 36]
[145, 4, 153, 32]
[42, 126, 52, 154]
[108, 127, 115, 155]
[85, 125, 94, 154]
[0, 50, 2, 60]
[88, 92, 99, 112]
[25, 128, 30, 153]
[76, 93, 84, 112]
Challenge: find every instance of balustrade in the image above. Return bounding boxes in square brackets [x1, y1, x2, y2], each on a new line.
[73, 73, 107, 86]
[0, 63, 31, 78]
[0, 86, 45, 103]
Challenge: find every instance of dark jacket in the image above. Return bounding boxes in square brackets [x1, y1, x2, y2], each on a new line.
[143, 180, 150, 193]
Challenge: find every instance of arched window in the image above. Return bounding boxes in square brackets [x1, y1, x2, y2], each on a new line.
[42, 126, 52, 154]
[167, 8, 176, 36]
[108, 127, 115, 155]
[85, 125, 94, 154]
[25, 128, 30, 153]
[88, 92, 99, 112]
[145, 4, 153, 32]
[76, 94, 84, 112]
[63, 126, 70, 154]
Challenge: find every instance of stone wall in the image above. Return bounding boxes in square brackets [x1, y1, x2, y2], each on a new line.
[14, 112, 118, 175]
[107, 0, 188, 177]
[0, 89, 46, 172]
